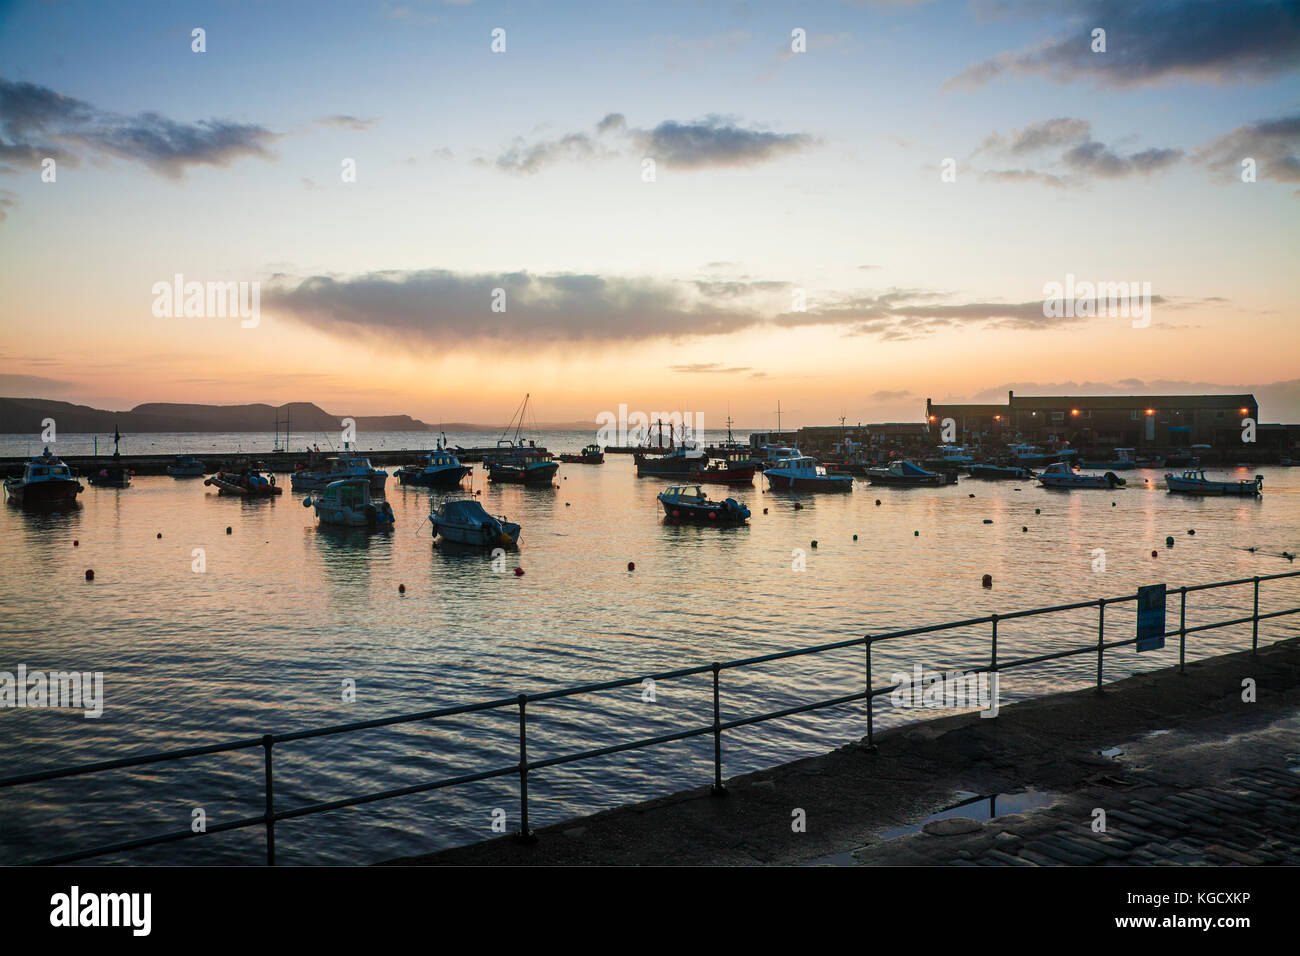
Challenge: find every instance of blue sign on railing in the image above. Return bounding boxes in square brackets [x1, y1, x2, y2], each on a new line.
[1137, 583, 1167, 651]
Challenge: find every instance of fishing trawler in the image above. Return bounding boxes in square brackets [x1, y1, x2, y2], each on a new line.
[484, 394, 561, 484]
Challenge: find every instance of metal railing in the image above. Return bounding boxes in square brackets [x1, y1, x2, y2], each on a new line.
[3, 570, 1298, 865]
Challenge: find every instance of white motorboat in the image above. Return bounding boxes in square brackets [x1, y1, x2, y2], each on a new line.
[303, 478, 395, 528]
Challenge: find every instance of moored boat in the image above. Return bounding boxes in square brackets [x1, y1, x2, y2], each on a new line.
[303, 478, 395, 527]
[205, 468, 282, 496]
[429, 498, 521, 547]
[87, 428, 132, 488]
[1079, 448, 1136, 470]
[966, 463, 1035, 480]
[864, 460, 947, 486]
[1037, 461, 1125, 489]
[635, 445, 707, 478]
[395, 447, 471, 487]
[657, 484, 751, 523]
[291, 452, 387, 493]
[3, 448, 83, 506]
[765, 453, 855, 491]
[690, 450, 757, 485]
[166, 455, 206, 477]
[557, 444, 605, 464]
[1164, 470, 1262, 496]
[922, 445, 975, 471]
[486, 444, 559, 484]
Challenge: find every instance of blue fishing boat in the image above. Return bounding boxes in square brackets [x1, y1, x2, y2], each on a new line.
[864, 460, 946, 486]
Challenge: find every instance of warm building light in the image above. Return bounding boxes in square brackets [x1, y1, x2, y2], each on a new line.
[928, 415, 935, 421]
[994, 415, 1001, 421]
[1240, 408, 1248, 414]
[1145, 409, 1155, 415]
[1071, 409, 1079, 416]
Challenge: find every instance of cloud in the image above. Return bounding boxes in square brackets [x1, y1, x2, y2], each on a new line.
[970, 117, 1182, 185]
[669, 363, 754, 374]
[492, 113, 815, 174]
[265, 269, 765, 349]
[0, 373, 74, 393]
[1192, 113, 1300, 183]
[947, 0, 1300, 91]
[976, 117, 1092, 156]
[0, 78, 278, 179]
[632, 115, 814, 169]
[0, 189, 15, 220]
[1062, 140, 1183, 177]
[318, 115, 378, 132]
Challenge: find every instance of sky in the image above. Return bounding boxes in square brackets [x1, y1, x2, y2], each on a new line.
[1, 0, 1298, 428]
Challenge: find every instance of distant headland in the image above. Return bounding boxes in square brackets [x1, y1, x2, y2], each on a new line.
[0, 398, 595, 434]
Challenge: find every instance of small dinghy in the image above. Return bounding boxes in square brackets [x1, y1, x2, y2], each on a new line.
[1164, 470, 1262, 496]
[657, 484, 751, 523]
[1037, 462, 1125, 489]
[430, 498, 521, 547]
[304, 478, 395, 528]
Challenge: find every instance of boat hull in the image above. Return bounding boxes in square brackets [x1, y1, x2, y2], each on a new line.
[397, 466, 470, 487]
[864, 472, 943, 486]
[486, 461, 558, 484]
[690, 464, 756, 484]
[765, 473, 854, 491]
[1165, 476, 1261, 496]
[4, 478, 83, 505]
[658, 498, 750, 523]
[314, 502, 395, 528]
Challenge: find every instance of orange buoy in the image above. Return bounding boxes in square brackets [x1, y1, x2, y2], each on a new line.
[85, 569, 94, 581]
[627, 561, 635, 571]
[981, 574, 992, 588]
[226, 526, 232, 535]
[398, 584, 406, 594]
[73, 540, 79, 547]
[514, 567, 525, 576]
[875, 499, 881, 506]
[762, 508, 768, 514]
[708, 512, 716, 520]
[672, 509, 680, 518]
[1151, 550, 1158, 558]
[157, 532, 162, 539]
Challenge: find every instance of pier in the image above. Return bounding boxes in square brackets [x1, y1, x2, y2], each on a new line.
[0, 445, 547, 477]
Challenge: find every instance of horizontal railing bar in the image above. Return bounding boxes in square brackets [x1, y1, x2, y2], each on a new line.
[528, 724, 715, 772]
[720, 690, 866, 731]
[274, 764, 522, 822]
[0, 736, 267, 787]
[28, 812, 266, 866]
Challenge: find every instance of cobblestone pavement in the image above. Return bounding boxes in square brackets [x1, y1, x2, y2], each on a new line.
[855, 714, 1300, 866]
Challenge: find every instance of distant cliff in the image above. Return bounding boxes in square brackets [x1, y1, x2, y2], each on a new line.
[0, 398, 439, 434]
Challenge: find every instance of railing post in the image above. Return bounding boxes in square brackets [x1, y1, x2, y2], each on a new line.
[261, 734, 275, 866]
[864, 638, 877, 752]
[1178, 586, 1188, 673]
[514, 694, 536, 842]
[710, 663, 726, 796]
[1095, 599, 1106, 695]
[1251, 576, 1260, 656]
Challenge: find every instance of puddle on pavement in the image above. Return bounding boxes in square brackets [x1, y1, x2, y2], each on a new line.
[802, 788, 1061, 866]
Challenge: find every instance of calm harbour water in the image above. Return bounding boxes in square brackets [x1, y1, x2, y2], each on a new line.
[2, 431, 1298, 864]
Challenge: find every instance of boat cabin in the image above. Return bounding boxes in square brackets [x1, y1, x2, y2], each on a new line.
[662, 485, 708, 502]
[320, 478, 371, 506]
